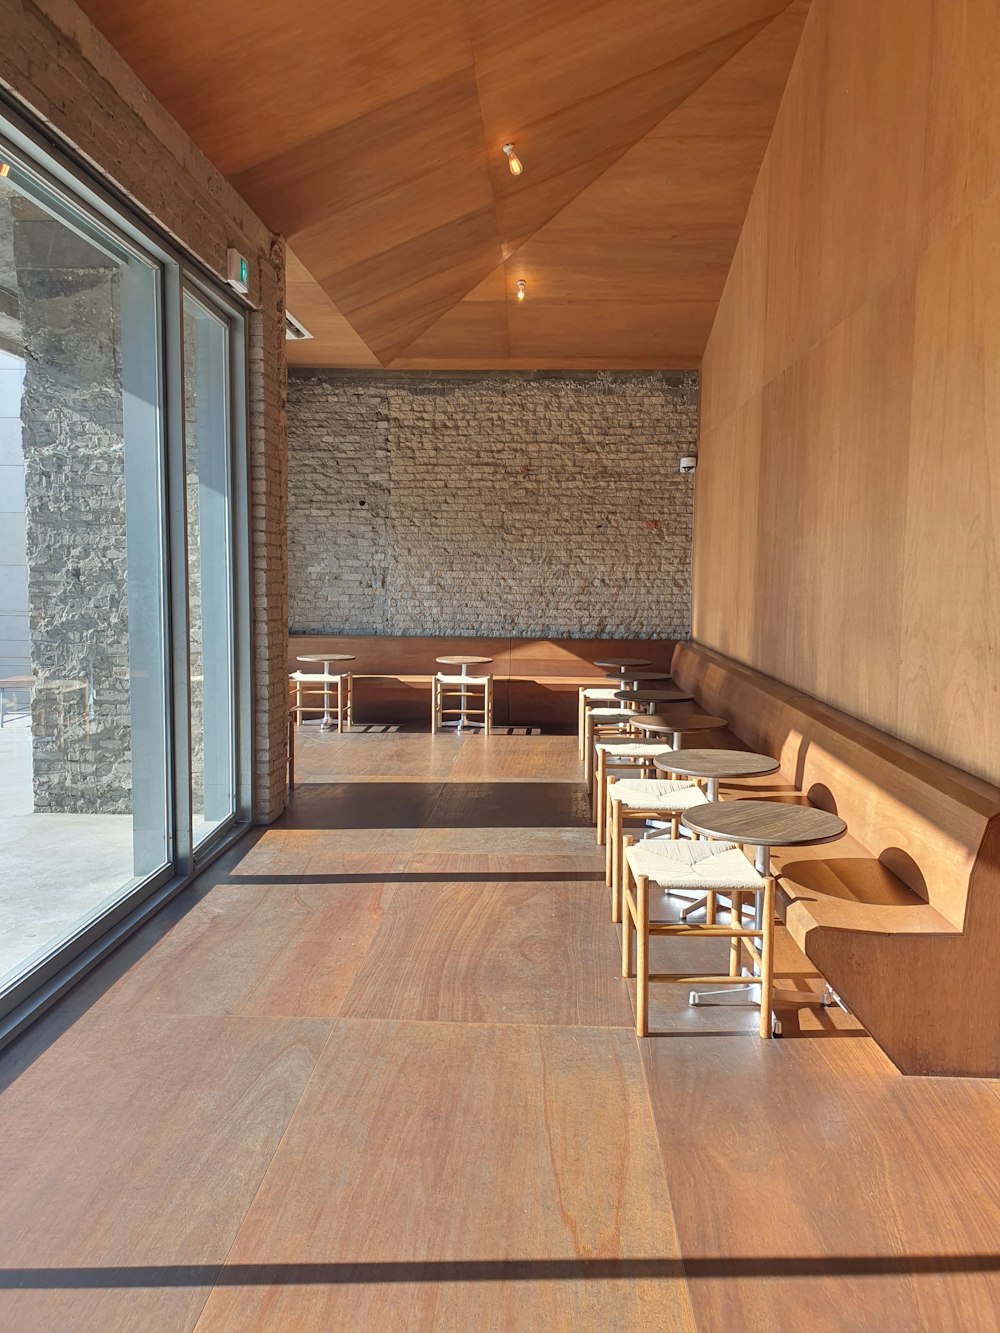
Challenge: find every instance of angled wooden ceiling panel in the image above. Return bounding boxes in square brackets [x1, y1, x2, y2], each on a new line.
[399, 0, 811, 367]
[77, 0, 811, 368]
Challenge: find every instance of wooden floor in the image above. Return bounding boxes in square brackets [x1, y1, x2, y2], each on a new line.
[1, 732, 999, 1331]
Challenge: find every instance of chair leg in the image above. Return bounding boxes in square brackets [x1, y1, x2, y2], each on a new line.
[636, 873, 650, 1037]
[604, 778, 617, 888]
[706, 890, 717, 925]
[595, 751, 607, 845]
[585, 714, 595, 789]
[730, 891, 743, 976]
[578, 690, 586, 762]
[759, 877, 775, 1039]
[484, 679, 492, 736]
[295, 678, 302, 726]
[431, 678, 439, 735]
[622, 836, 635, 978]
[611, 801, 623, 923]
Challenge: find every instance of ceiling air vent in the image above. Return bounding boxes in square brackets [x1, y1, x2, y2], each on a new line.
[285, 311, 313, 341]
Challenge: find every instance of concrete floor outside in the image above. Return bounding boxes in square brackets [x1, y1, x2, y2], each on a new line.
[0, 715, 133, 984]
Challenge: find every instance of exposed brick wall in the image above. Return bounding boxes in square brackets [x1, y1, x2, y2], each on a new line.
[1, 0, 288, 822]
[288, 371, 697, 639]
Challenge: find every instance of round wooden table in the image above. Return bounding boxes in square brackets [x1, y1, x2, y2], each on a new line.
[607, 669, 674, 686]
[593, 657, 652, 671]
[630, 711, 727, 749]
[297, 652, 356, 731]
[613, 686, 692, 713]
[657, 747, 780, 800]
[681, 799, 848, 1034]
[435, 655, 494, 733]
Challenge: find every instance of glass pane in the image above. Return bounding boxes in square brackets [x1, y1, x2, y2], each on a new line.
[183, 294, 235, 847]
[0, 159, 169, 989]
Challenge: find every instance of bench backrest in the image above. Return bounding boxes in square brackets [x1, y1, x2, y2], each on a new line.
[671, 642, 1000, 929]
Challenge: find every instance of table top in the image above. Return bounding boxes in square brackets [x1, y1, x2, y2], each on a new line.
[658, 748, 780, 780]
[631, 713, 728, 735]
[436, 655, 494, 667]
[593, 657, 653, 669]
[682, 798, 847, 847]
[297, 653, 356, 663]
[606, 669, 674, 683]
[613, 687, 691, 704]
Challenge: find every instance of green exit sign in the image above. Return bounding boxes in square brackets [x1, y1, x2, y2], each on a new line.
[226, 247, 250, 294]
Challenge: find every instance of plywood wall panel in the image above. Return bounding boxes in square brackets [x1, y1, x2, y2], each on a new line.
[899, 195, 1000, 777]
[696, 0, 1000, 785]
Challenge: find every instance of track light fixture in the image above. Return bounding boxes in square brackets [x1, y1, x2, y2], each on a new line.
[502, 143, 524, 176]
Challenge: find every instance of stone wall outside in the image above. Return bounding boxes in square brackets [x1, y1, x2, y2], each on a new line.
[288, 371, 698, 639]
[1, 0, 288, 821]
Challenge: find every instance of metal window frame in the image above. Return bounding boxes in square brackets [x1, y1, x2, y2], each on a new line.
[0, 95, 255, 1049]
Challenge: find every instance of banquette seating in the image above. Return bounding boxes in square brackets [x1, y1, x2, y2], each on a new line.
[668, 641, 1000, 1078]
[287, 635, 676, 727]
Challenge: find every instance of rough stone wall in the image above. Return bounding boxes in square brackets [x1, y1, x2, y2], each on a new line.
[11, 195, 131, 813]
[288, 371, 698, 638]
[1, 0, 289, 822]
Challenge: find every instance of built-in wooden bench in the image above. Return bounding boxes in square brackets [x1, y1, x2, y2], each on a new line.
[670, 641, 1000, 1077]
[288, 635, 676, 727]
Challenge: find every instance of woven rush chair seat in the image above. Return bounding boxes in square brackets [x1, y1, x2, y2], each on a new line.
[583, 709, 638, 783]
[578, 685, 636, 762]
[605, 778, 711, 920]
[622, 836, 774, 1038]
[608, 778, 709, 811]
[625, 837, 764, 892]
[596, 739, 671, 758]
[592, 738, 675, 842]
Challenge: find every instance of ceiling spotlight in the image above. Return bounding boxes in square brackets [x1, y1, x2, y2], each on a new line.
[516, 279, 526, 302]
[502, 143, 524, 177]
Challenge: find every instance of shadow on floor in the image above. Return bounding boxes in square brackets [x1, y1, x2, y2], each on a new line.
[2, 1253, 999, 1288]
[281, 782, 593, 829]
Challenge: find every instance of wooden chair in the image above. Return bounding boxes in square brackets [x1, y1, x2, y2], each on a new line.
[578, 685, 630, 760]
[289, 669, 353, 733]
[622, 835, 773, 1038]
[605, 776, 710, 922]
[592, 739, 675, 844]
[432, 673, 493, 734]
[584, 709, 640, 786]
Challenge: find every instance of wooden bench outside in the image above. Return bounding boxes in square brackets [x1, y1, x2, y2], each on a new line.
[670, 641, 1000, 1077]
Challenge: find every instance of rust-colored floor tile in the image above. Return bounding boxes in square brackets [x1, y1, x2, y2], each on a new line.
[341, 878, 632, 1028]
[193, 1020, 694, 1332]
[0, 1012, 329, 1333]
[639, 1032, 1000, 1331]
[447, 734, 583, 783]
[90, 879, 398, 1019]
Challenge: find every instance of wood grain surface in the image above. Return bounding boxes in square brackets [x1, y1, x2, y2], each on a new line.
[663, 748, 781, 779]
[683, 798, 847, 847]
[694, 0, 1000, 791]
[2, 731, 998, 1330]
[76, 0, 806, 369]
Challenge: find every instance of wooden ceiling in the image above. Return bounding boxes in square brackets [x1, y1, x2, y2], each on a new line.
[78, 0, 810, 369]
